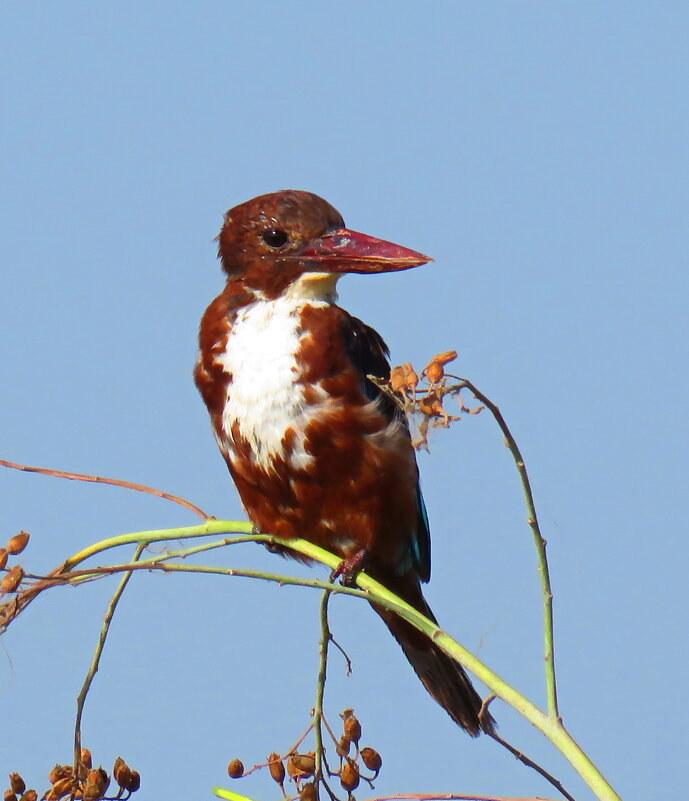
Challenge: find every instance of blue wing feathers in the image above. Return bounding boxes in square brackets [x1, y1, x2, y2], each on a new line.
[414, 486, 431, 583]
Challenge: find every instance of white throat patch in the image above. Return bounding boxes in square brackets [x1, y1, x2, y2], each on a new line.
[216, 275, 339, 471]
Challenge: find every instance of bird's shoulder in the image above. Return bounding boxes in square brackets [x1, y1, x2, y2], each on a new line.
[297, 304, 399, 417]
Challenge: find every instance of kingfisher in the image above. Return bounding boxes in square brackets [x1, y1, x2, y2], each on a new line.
[195, 190, 494, 735]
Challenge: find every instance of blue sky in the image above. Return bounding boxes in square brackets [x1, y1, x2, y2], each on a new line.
[1, 3, 687, 800]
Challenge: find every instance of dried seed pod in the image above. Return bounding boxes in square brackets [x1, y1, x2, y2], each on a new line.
[360, 747, 382, 775]
[80, 749, 92, 770]
[126, 771, 140, 793]
[113, 758, 131, 789]
[424, 361, 443, 384]
[227, 759, 244, 779]
[405, 364, 419, 390]
[97, 768, 109, 794]
[336, 736, 351, 757]
[48, 771, 63, 784]
[390, 363, 419, 395]
[0, 549, 7, 570]
[339, 758, 360, 792]
[1, 566, 24, 595]
[286, 753, 301, 781]
[6, 532, 29, 556]
[424, 351, 457, 385]
[47, 776, 74, 800]
[80, 780, 99, 801]
[292, 752, 316, 778]
[433, 350, 458, 366]
[299, 781, 318, 801]
[9, 775, 25, 795]
[418, 390, 438, 415]
[3, 790, 17, 801]
[48, 766, 71, 785]
[19, 792, 37, 801]
[389, 364, 407, 394]
[82, 769, 106, 801]
[341, 710, 361, 746]
[267, 753, 285, 786]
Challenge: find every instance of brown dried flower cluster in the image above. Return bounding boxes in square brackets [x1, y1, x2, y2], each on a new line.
[0, 531, 30, 596]
[226, 708, 382, 801]
[377, 350, 484, 450]
[334, 709, 381, 797]
[5, 753, 140, 801]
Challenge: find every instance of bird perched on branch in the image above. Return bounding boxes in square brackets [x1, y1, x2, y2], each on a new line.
[194, 190, 494, 735]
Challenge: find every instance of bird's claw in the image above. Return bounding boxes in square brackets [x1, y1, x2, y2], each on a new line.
[330, 549, 368, 587]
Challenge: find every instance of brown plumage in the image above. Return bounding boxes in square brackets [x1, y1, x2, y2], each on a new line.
[195, 190, 494, 735]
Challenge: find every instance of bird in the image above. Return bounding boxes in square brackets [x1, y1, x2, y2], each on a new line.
[194, 190, 494, 735]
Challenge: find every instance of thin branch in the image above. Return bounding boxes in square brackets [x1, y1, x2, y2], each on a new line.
[238, 723, 315, 779]
[313, 591, 330, 780]
[63, 520, 255, 571]
[0, 522, 256, 632]
[66, 535, 256, 586]
[450, 377, 559, 721]
[0, 458, 210, 520]
[371, 366, 560, 722]
[18, 558, 371, 605]
[486, 731, 576, 801]
[2, 522, 619, 800]
[374, 364, 559, 722]
[74, 542, 146, 774]
[320, 713, 343, 751]
[313, 590, 340, 801]
[329, 633, 353, 677]
[286, 723, 316, 757]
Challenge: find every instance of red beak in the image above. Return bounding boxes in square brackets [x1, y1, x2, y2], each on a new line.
[298, 228, 432, 274]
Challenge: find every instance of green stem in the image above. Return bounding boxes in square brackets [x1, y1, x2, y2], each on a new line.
[63, 519, 254, 570]
[313, 590, 340, 801]
[313, 591, 330, 781]
[58, 557, 369, 602]
[73, 542, 146, 773]
[457, 378, 559, 721]
[67, 535, 259, 585]
[28, 522, 618, 800]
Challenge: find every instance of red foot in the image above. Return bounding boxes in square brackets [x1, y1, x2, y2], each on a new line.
[331, 548, 368, 587]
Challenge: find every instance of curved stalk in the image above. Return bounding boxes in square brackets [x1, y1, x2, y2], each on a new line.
[11, 521, 619, 800]
[454, 378, 559, 721]
[60, 523, 616, 800]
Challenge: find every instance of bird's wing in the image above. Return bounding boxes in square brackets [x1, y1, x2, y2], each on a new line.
[340, 312, 431, 583]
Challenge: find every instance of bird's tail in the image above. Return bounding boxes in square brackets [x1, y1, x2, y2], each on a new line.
[369, 571, 494, 736]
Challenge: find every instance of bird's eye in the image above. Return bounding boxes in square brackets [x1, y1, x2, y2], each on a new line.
[261, 229, 288, 248]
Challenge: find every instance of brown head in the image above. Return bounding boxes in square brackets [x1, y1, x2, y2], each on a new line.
[217, 190, 431, 298]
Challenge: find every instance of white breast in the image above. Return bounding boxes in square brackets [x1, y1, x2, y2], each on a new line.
[215, 293, 330, 471]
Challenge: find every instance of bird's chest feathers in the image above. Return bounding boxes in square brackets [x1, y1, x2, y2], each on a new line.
[217, 296, 328, 469]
